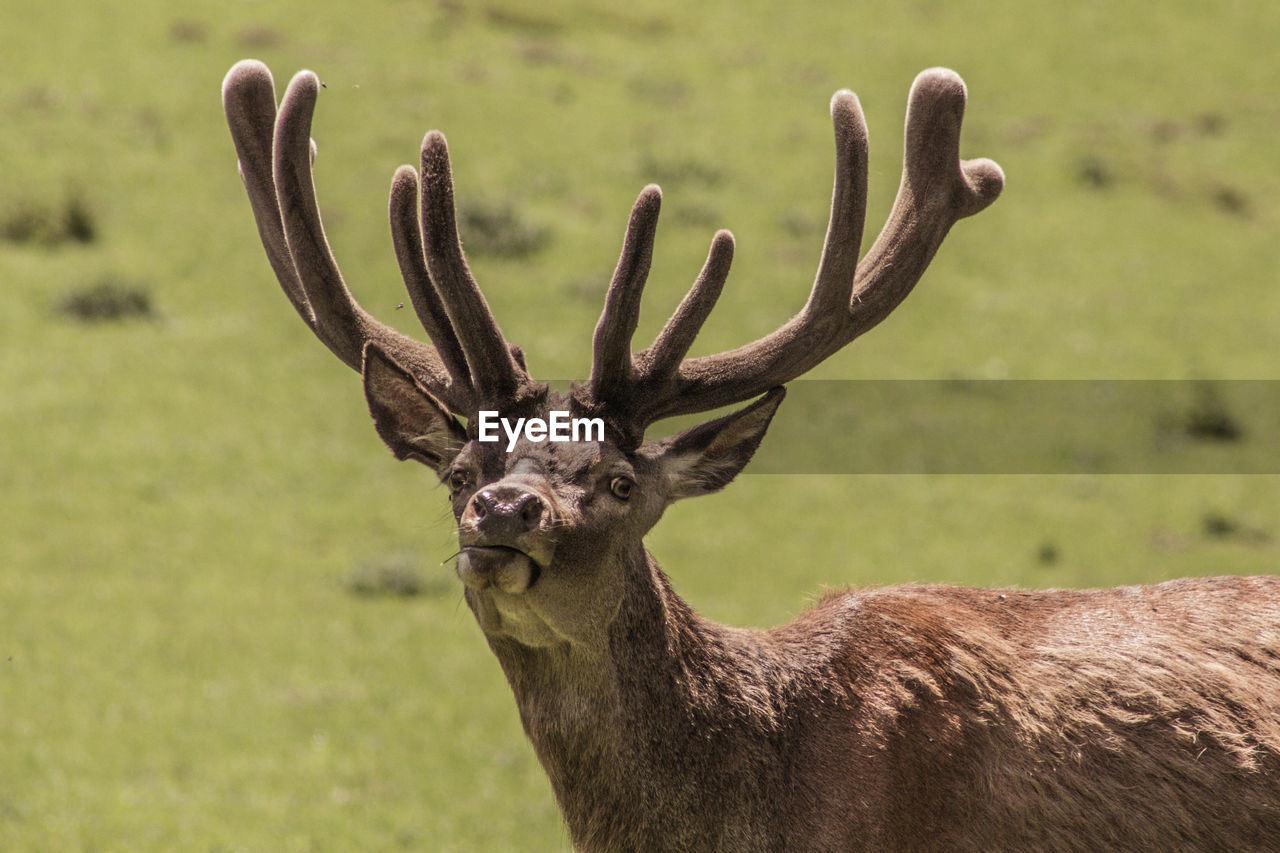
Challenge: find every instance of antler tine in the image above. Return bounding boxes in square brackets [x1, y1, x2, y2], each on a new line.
[388, 165, 473, 408]
[812, 89, 871, 317]
[418, 132, 529, 407]
[222, 61, 456, 401]
[848, 68, 1003, 322]
[222, 61, 318, 331]
[643, 228, 734, 379]
[590, 185, 663, 408]
[617, 68, 1001, 428]
[271, 71, 446, 380]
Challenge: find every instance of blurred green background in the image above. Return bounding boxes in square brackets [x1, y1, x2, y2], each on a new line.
[2, 0, 1277, 848]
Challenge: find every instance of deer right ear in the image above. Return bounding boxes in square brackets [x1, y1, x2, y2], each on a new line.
[362, 344, 467, 477]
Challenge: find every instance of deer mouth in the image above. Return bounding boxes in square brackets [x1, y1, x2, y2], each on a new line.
[456, 545, 543, 594]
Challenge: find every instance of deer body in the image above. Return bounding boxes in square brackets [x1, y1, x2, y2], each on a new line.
[222, 60, 1280, 850]
[505, 564, 1280, 851]
[460, 420, 1280, 853]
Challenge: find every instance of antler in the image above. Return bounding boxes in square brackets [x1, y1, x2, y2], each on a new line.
[583, 68, 1004, 446]
[221, 60, 533, 416]
[224, 61, 1000, 446]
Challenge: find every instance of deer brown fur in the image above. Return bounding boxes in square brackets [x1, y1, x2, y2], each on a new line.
[223, 60, 1280, 851]
[515, 573, 1280, 851]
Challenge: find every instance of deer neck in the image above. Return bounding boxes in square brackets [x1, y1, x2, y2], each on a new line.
[483, 547, 787, 850]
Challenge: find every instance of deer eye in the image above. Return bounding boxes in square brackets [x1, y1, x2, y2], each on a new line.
[447, 470, 470, 494]
[609, 476, 634, 501]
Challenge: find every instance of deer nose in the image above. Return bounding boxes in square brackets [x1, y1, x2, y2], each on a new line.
[469, 485, 544, 537]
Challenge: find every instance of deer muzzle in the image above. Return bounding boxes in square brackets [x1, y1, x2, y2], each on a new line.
[457, 546, 541, 594]
[456, 483, 557, 594]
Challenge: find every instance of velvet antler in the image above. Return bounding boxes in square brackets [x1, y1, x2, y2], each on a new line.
[222, 60, 535, 416]
[582, 68, 1002, 446]
[225, 62, 1001, 443]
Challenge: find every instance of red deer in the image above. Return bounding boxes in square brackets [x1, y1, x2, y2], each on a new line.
[222, 59, 1280, 851]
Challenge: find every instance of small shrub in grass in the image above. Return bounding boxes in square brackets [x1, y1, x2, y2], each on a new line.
[1182, 383, 1243, 443]
[458, 200, 550, 258]
[1209, 184, 1251, 218]
[56, 279, 156, 323]
[61, 195, 97, 243]
[2, 193, 97, 247]
[1200, 511, 1272, 547]
[344, 555, 453, 598]
[1202, 511, 1240, 540]
[1075, 155, 1113, 190]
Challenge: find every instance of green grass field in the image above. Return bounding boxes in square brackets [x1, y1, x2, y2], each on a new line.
[2, 0, 1278, 848]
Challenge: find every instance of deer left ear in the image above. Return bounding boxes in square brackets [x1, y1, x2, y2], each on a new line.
[653, 387, 785, 501]
[362, 344, 468, 477]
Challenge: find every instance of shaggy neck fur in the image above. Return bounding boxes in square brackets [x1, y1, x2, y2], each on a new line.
[483, 547, 852, 852]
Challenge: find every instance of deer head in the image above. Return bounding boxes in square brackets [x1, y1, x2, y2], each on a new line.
[222, 60, 1001, 648]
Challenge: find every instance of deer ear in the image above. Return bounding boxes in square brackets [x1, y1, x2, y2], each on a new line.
[362, 344, 467, 477]
[654, 387, 785, 501]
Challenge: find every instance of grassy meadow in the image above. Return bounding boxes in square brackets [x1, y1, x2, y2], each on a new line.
[2, 0, 1278, 848]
